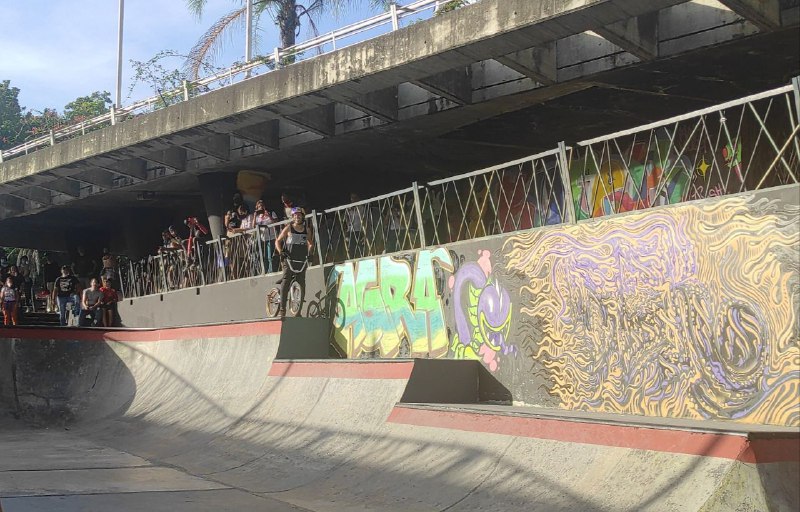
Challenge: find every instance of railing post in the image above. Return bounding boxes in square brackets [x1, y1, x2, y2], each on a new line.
[217, 238, 228, 281]
[182, 80, 190, 102]
[158, 255, 168, 293]
[117, 266, 126, 299]
[110, 105, 117, 126]
[557, 141, 577, 224]
[48, 129, 55, 146]
[129, 260, 136, 297]
[390, 2, 399, 31]
[0, 150, 4, 163]
[792, 75, 800, 125]
[273, 47, 281, 69]
[311, 210, 324, 265]
[412, 181, 427, 248]
[81, 121, 86, 135]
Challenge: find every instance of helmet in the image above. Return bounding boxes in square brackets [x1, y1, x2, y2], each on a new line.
[291, 207, 303, 216]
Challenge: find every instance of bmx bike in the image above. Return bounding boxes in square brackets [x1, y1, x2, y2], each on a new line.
[265, 256, 309, 318]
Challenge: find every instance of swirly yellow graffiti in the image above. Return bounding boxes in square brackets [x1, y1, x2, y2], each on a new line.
[504, 194, 799, 426]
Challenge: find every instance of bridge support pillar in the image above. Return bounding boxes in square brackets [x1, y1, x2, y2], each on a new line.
[198, 172, 231, 240]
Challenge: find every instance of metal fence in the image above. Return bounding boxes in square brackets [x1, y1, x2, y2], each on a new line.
[0, 0, 468, 163]
[118, 79, 799, 298]
[570, 81, 800, 220]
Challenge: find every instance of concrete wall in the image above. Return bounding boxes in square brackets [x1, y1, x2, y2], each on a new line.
[119, 185, 800, 426]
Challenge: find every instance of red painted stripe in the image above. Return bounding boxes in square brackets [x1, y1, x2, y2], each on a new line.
[0, 320, 281, 342]
[387, 407, 800, 462]
[269, 361, 414, 379]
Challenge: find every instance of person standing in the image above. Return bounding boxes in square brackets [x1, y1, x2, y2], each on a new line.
[275, 207, 314, 317]
[42, 256, 60, 313]
[52, 266, 81, 327]
[254, 200, 279, 273]
[1, 277, 19, 326]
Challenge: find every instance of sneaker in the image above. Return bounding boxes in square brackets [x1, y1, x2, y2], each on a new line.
[278, 309, 286, 318]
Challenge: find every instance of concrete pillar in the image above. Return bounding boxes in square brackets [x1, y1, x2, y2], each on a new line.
[198, 172, 231, 240]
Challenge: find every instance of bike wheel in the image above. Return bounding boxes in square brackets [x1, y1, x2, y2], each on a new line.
[288, 281, 303, 317]
[265, 287, 281, 318]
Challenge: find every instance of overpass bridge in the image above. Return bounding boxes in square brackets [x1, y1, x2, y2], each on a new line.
[0, 0, 798, 253]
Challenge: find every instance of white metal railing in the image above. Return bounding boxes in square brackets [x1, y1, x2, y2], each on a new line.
[0, 0, 458, 163]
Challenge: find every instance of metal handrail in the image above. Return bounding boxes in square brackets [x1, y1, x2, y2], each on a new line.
[0, 0, 447, 162]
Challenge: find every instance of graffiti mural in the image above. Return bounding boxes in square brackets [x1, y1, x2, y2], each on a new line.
[330, 248, 454, 358]
[449, 250, 515, 372]
[504, 195, 800, 426]
[571, 128, 750, 220]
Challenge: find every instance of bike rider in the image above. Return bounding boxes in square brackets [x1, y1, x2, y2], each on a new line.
[275, 207, 314, 317]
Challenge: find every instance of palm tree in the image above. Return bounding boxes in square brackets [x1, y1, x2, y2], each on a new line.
[185, 0, 391, 78]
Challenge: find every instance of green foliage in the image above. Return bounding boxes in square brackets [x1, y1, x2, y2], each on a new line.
[128, 50, 222, 110]
[0, 82, 115, 152]
[63, 91, 111, 123]
[435, 0, 469, 15]
[0, 80, 23, 150]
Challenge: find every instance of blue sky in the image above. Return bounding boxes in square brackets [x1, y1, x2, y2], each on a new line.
[0, 0, 398, 113]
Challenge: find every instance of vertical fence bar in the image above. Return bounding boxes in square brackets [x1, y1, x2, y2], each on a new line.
[48, 129, 55, 146]
[129, 260, 136, 297]
[390, 2, 399, 30]
[793, 76, 800, 125]
[311, 210, 324, 266]
[412, 181, 427, 248]
[118, 267, 126, 299]
[158, 255, 167, 293]
[217, 238, 227, 282]
[273, 47, 281, 69]
[557, 142, 577, 224]
[0, 150, 4, 163]
[182, 80, 190, 101]
[110, 106, 117, 126]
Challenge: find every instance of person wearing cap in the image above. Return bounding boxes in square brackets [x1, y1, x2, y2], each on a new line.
[275, 207, 314, 317]
[101, 248, 117, 282]
[52, 265, 81, 326]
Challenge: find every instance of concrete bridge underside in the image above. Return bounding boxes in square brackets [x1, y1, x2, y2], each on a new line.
[0, 0, 797, 253]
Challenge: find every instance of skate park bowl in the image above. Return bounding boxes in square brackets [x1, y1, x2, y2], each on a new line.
[0, 319, 798, 511]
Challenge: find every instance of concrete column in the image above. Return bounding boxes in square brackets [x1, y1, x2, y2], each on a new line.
[198, 172, 231, 240]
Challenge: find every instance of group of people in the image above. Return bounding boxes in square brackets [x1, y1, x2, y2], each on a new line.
[52, 266, 119, 327]
[0, 256, 34, 326]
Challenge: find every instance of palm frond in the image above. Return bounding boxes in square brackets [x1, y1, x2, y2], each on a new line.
[185, 7, 247, 79]
[185, 0, 209, 19]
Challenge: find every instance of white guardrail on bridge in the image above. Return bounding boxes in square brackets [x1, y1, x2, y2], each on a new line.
[0, 0, 475, 163]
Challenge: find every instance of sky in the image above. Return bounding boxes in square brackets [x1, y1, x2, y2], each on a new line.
[0, 0, 401, 113]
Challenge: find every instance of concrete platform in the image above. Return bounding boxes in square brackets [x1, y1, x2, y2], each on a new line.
[1, 321, 797, 511]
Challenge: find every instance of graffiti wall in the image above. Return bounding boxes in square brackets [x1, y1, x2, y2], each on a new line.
[327, 186, 799, 426]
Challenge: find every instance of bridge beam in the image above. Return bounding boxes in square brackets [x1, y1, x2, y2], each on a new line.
[413, 67, 473, 105]
[284, 104, 336, 137]
[71, 168, 116, 190]
[322, 86, 399, 123]
[718, 0, 781, 31]
[594, 12, 659, 61]
[495, 44, 557, 85]
[6, 186, 52, 206]
[233, 120, 281, 150]
[38, 178, 81, 198]
[182, 134, 231, 162]
[141, 147, 188, 172]
[108, 159, 149, 181]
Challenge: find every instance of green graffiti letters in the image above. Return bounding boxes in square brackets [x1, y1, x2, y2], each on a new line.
[331, 249, 454, 358]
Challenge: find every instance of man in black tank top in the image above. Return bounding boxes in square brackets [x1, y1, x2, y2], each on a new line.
[275, 207, 314, 316]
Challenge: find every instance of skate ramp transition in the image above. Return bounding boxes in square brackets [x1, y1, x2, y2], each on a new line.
[0, 320, 797, 512]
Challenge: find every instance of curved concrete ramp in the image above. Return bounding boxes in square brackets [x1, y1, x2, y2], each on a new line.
[0, 321, 797, 511]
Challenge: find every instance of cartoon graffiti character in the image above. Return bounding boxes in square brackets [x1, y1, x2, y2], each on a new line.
[449, 250, 514, 372]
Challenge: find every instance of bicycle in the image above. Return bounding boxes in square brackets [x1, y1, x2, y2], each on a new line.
[265, 256, 309, 318]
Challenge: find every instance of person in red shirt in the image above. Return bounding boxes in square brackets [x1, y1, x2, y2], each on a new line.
[99, 276, 119, 327]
